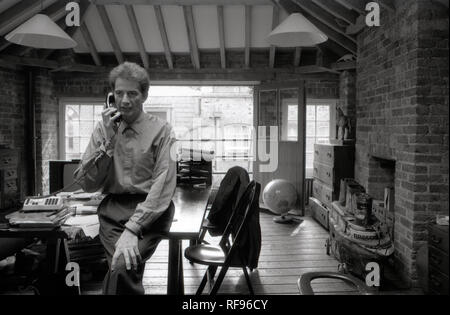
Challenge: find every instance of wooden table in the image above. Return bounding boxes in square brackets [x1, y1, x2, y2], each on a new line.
[0, 186, 210, 295]
[0, 225, 79, 295]
[165, 186, 210, 295]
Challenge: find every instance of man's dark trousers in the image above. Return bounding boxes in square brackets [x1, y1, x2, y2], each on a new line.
[98, 194, 174, 295]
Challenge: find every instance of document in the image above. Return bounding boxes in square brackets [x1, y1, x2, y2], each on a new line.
[64, 215, 99, 238]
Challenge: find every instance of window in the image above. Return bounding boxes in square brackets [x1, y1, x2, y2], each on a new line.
[223, 123, 252, 158]
[305, 99, 337, 177]
[59, 99, 104, 160]
[143, 104, 172, 123]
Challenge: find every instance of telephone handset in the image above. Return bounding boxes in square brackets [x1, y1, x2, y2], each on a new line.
[106, 92, 122, 126]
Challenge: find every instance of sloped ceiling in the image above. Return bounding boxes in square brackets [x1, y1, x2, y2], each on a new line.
[0, 0, 370, 74]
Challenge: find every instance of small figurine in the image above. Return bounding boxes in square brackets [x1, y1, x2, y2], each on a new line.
[336, 107, 351, 140]
[336, 54, 356, 63]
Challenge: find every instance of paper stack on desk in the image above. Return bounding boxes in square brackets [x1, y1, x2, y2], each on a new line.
[5, 207, 72, 228]
[62, 190, 105, 206]
[71, 204, 98, 215]
[64, 215, 99, 238]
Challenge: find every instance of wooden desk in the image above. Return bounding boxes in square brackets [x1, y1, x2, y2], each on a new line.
[0, 186, 210, 295]
[166, 186, 210, 295]
[0, 226, 78, 295]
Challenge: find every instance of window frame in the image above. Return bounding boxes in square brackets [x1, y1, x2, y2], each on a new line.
[143, 104, 173, 123]
[59, 97, 105, 160]
[305, 98, 337, 176]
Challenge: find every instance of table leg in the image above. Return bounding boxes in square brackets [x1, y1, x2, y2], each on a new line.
[167, 238, 184, 295]
[41, 238, 78, 295]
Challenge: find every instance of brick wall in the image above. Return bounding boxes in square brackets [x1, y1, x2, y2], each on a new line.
[0, 66, 27, 199]
[53, 72, 109, 98]
[355, 0, 449, 285]
[34, 69, 59, 195]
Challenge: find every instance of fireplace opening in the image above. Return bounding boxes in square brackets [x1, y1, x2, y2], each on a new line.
[368, 156, 396, 202]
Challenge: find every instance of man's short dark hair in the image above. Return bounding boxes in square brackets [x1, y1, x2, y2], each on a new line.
[109, 62, 149, 94]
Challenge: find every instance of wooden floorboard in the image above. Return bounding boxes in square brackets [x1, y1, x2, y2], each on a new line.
[139, 213, 348, 295]
[1, 210, 422, 295]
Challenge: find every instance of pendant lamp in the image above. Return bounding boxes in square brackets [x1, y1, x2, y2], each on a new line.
[267, 12, 328, 47]
[5, 14, 77, 49]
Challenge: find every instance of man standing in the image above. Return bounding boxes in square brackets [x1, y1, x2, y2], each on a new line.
[75, 62, 176, 294]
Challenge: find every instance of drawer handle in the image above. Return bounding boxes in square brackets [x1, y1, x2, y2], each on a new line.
[326, 172, 331, 177]
[431, 235, 442, 245]
[327, 153, 332, 158]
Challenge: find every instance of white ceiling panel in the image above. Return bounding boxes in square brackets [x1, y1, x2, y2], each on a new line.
[105, 5, 138, 53]
[81, 5, 113, 53]
[133, 5, 164, 53]
[162, 5, 189, 53]
[224, 5, 245, 49]
[251, 5, 273, 47]
[192, 5, 219, 49]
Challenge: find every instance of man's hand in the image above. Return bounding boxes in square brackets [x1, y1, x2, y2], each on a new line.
[111, 229, 142, 271]
[102, 107, 121, 140]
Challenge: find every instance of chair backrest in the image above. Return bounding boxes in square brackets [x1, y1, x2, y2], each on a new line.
[217, 180, 261, 266]
[206, 166, 250, 235]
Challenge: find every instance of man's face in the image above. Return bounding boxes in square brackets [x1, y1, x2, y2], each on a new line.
[114, 77, 147, 124]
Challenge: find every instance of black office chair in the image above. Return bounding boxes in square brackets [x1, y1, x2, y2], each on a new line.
[184, 181, 260, 295]
[297, 271, 373, 295]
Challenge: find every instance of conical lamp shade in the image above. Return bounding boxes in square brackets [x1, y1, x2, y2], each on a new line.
[5, 14, 77, 49]
[267, 13, 328, 47]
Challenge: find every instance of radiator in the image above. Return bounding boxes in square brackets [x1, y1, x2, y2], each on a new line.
[304, 178, 314, 205]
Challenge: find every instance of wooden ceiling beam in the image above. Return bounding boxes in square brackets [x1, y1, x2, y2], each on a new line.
[346, 14, 366, 35]
[89, 0, 274, 5]
[269, 5, 279, 68]
[292, 0, 356, 44]
[0, 0, 73, 53]
[311, 0, 358, 25]
[125, 5, 149, 69]
[80, 22, 102, 66]
[183, 6, 200, 69]
[0, 53, 340, 81]
[96, 4, 124, 64]
[318, 40, 349, 58]
[217, 5, 226, 69]
[334, 0, 367, 15]
[154, 5, 173, 69]
[244, 5, 251, 68]
[278, 0, 351, 57]
[40, 0, 91, 60]
[280, 0, 356, 54]
[0, 0, 56, 36]
[0, 54, 108, 72]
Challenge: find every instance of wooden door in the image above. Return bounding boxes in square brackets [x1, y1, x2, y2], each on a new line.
[253, 81, 306, 214]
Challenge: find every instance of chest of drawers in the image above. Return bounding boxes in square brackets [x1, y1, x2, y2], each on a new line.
[311, 144, 354, 229]
[428, 224, 449, 295]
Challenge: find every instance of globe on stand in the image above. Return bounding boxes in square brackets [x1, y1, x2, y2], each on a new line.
[262, 179, 298, 224]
